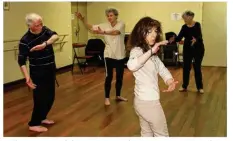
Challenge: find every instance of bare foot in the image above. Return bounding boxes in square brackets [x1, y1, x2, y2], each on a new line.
[116, 96, 128, 102]
[42, 119, 55, 125]
[105, 98, 110, 106]
[29, 126, 48, 132]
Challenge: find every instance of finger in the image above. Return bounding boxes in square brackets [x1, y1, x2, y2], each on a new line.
[30, 82, 36, 89]
[77, 12, 81, 16]
[170, 87, 175, 91]
[30, 47, 37, 52]
[27, 83, 35, 89]
[168, 87, 174, 92]
[32, 83, 37, 87]
[31, 85, 36, 89]
[30, 85, 36, 89]
[163, 41, 168, 45]
[162, 89, 170, 92]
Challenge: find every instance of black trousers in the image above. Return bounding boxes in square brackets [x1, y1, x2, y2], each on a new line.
[28, 65, 56, 126]
[182, 47, 205, 90]
[104, 58, 125, 98]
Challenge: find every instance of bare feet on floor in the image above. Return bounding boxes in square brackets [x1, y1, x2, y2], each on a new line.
[42, 119, 55, 125]
[105, 98, 110, 106]
[29, 126, 48, 132]
[116, 96, 128, 102]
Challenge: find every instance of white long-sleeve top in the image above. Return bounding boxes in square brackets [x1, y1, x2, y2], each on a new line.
[127, 47, 173, 101]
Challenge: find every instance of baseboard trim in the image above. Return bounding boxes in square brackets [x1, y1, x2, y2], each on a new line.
[4, 64, 73, 92]
[3, 64, 226, 92]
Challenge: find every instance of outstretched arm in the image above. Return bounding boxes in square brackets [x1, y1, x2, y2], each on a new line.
[169, 25, 185, 43]
[75, 12, 93, 31]
[127, 41, 168, 72]
[30, 26, 59, 52]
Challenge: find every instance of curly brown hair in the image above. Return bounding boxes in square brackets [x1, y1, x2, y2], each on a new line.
[127, 17, 163, 53]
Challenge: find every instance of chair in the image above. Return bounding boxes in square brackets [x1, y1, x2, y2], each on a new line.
[85, 39, 105, 67]
[72, 43, 94, 74]
[161, 32, 179, 66]
[177, 40, 184, 65]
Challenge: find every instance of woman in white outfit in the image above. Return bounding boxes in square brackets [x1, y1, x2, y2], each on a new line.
[127, 17, 178, 137]
[76, 8, 127, 106]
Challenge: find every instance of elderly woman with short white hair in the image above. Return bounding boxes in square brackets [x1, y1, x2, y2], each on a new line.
[169, 10, 205, 94]
[76, 8, 127, 106]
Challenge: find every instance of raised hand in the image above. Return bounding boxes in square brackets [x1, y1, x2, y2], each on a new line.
[75, 12, 84, 21]
[93, 26, 104, 34]
[151, 40, 168, 54]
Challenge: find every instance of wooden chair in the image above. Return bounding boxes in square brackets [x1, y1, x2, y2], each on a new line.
[72, 43, 94, 74]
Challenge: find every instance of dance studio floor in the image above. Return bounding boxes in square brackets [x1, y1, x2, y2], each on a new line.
[3, 66, 227, 137]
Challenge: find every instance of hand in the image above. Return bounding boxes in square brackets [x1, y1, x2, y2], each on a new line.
[162, 79, 178, 92]
[151, 40, 168, 54]
[169, 36, 175, 43]
[75, 12, 84, 21]
[26, 77, 36, 89]
[191, 36, 196, 46]
[30, 43, 46, 52]
[93, 26, 104, 34]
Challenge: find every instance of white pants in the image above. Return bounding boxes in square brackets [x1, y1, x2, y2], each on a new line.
[134, 97, 169, 137]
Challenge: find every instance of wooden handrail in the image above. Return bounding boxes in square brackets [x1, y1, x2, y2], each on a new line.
[3, 34, 69, 43]
[3, 39, 19, 43]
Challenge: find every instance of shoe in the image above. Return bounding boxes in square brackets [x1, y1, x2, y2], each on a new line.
[198, 89, 204, 94]
[179, 87, 187, 92]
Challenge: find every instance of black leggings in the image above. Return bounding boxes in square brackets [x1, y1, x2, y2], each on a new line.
[182, 48, 204, 90]
[104, 58, 125, 98]
[28, 65, 55, 126]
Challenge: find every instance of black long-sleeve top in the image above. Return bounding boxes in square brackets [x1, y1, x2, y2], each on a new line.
[175, 22, 204, 52]
[18, 26, 57, 70]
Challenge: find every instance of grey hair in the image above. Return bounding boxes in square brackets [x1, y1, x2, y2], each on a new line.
[105, 8, 119, 16]
[182, 10, 195, 17]
[25, 13, 42, 26]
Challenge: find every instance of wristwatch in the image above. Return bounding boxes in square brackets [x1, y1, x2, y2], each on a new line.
[44, 41, 47, 47]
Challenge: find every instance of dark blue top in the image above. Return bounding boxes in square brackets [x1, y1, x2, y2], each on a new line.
[18, 26, 57, 70]
[175, 22, 204, 52]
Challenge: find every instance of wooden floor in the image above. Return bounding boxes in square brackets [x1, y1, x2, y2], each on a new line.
[3, 66, 227, 137]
